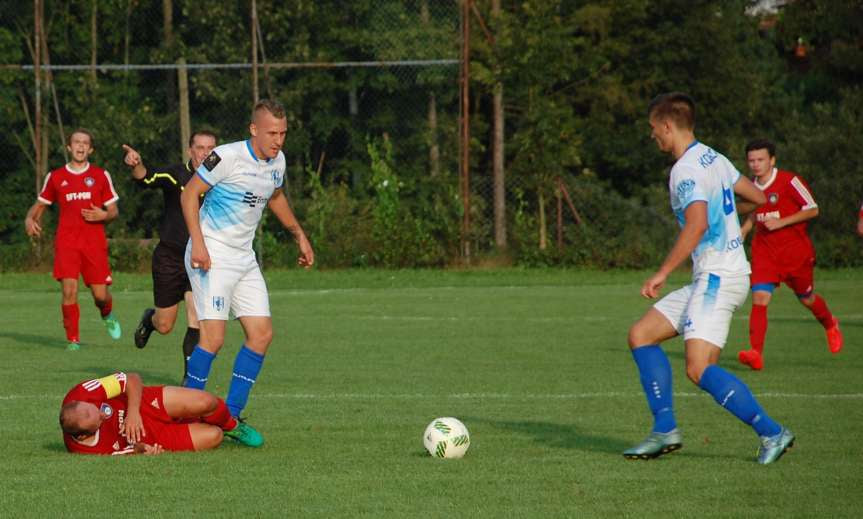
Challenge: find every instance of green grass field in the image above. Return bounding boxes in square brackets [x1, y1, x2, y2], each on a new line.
[2, 269, 862, 518]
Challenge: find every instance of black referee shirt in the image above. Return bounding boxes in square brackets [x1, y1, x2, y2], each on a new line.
[136, 160, 198, 251]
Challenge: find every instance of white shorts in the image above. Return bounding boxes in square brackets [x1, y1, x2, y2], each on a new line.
[185, 243, 271, 321]
[653, 273, 749, 348]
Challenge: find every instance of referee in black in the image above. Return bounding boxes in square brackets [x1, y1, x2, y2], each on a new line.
[122, 131, 217, 381]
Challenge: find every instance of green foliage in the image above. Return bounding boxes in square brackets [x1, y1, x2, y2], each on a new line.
[0, 1, 861, 269]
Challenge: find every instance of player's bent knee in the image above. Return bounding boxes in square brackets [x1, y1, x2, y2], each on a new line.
[685, 362, 708, 385]
[627, 323, 653, 349]
[191, 424, 223, 451]
[154, 319, 174, 335]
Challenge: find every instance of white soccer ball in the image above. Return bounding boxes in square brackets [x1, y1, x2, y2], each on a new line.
[423, 417, 470, 459]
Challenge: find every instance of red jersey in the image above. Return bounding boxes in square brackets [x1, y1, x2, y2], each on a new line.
[751, 168, 817, 265]
[37, 163, 119, 248]
[62, 372, 135, 455]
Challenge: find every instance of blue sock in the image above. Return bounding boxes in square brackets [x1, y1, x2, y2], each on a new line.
[226, 345, 265, 417]
[184, 346, 216, 390]
[631, 345, 677, 433]
[699, 365, 781, 437]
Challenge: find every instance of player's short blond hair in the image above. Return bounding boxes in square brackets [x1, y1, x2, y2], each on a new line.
[252, 99, 286, 121]
[648, 92, 695, 131]
[59, 401, 89, 437]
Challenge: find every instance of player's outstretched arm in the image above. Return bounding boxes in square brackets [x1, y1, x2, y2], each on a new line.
[181, 174, 212, 271]
[121, 372, 146, 444]
[24, 202, 47, 237]
[122, 144, 147, 180]
[642, 201, 708, 299]
[268, 189, 314, 268]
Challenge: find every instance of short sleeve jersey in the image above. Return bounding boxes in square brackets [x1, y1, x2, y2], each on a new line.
[751, 168, 817, 262]
[668, 141, 749, 278]
[195, 140, 285, 254]
[62, 372, 134, 455]
[37, 163, 119, 248]
[136, 160, 196, 250]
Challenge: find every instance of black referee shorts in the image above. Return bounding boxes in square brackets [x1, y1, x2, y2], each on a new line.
[151, 242, 192, 308]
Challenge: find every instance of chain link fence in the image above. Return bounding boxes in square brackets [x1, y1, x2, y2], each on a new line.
[1, 0, 470, 269]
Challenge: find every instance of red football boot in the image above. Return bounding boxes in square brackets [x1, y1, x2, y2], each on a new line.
[826, 318, 843, 354]
[738, 349, 764, 371]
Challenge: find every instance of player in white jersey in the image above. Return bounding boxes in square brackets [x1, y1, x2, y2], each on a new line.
[623, 92, 794, 464]
[179, 99, 314, 447]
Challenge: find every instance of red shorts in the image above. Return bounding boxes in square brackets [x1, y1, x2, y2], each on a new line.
[750, 252, 815, 296]
[140, 386, 195, 452]
[53, 240, 112, 286]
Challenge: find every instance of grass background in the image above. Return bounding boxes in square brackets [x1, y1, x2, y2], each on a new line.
[1, 269, 861, 518]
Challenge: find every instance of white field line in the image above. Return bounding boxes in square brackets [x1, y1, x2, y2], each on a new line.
[4, 391, 863, 402]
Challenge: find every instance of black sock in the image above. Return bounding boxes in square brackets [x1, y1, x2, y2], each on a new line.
[182, 327, 200, 378]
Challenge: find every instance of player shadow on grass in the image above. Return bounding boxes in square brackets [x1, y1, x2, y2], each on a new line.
[0, 331, 67, 349]
[43, 441, 67, 453]
[461, 416, 631, 454]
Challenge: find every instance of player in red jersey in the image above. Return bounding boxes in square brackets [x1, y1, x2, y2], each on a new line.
[24, 129, 122, 351]
[737, 139, 842, 370]
[59, 371, 257, 455]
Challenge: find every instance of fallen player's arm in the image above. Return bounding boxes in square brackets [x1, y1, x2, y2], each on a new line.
[121, 372, 146, 444]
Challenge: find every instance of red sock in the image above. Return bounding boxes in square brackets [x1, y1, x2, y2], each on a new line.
[61, 303, 80, 343]
[749, 304, 768, 354]
[97, 296, 113, 318]
[809, 295, 834, 329]
[202, 398, 237, 431]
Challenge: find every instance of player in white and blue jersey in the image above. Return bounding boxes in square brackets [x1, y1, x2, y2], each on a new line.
[179, 99, 314, 447]
[623, 93, 794, 464]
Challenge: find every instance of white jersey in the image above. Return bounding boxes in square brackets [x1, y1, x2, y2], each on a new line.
[196, 140, 285, 254]
[668, 141, 749, 279]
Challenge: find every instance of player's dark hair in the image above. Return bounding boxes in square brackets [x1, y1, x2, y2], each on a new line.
[189, 130, 218, 148]
[253, 99, 286, 121]
[647, 92, 696, 130]
[67, 128, 94, 148]
[59, 401, 90, 438]
[745, 138, 775, 157]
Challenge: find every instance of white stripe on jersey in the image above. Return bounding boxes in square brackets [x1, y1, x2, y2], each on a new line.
[82, 379, 101, 391]
[790, 176, 818, 210]
[37, 171, 53, 205]
[102, 170, 120, 206]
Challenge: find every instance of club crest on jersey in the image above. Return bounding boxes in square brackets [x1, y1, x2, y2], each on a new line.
[270, 170, 282, 185]
[100, 403, 113, 418]
[203, 151, 222, 171]
[768, 193, 779, 204]
[84, 176, 95, 187]
[212, 296, 225, 312]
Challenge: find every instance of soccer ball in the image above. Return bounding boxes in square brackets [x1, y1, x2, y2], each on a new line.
[423, 417, 470, 459]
